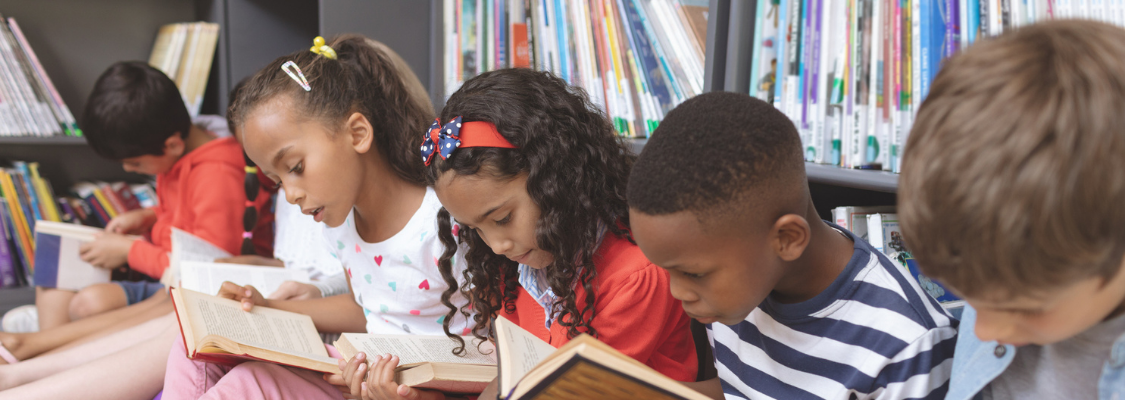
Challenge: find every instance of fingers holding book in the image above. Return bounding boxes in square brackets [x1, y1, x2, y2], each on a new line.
[215, 281, 265, 311]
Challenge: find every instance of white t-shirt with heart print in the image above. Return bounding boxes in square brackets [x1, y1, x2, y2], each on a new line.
[321, 188, 472, 336]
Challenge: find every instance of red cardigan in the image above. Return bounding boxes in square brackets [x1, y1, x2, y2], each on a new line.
[126, 136, 274, 278]
[500, 233, 698, 382]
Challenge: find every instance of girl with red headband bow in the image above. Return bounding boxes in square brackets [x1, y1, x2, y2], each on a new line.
[340, 68, 699, 400]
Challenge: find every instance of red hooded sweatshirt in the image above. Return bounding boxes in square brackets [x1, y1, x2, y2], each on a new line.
[126, 136, 273, 278]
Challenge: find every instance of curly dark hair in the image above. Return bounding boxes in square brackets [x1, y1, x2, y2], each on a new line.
[427, 69, 634, 353]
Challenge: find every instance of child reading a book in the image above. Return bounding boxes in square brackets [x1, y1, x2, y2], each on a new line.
[33, 62, 274, 329]
[160, 34, 475, 400]
[339, 68, 698, 400]
[899, 20, 1125, 400]
[625, 91, 957, 399]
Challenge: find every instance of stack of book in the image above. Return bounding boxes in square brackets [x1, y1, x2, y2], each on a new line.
[749, 0, 1125, 172]
[443, 0, 709, 138]
[0, 160, 157, 288]
[832, 206, 964, 313]
[0, 15, 81, 138]
[148, 22, 220, 118]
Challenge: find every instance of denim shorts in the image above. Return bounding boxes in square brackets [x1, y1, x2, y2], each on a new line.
[114, 280, 165, 305]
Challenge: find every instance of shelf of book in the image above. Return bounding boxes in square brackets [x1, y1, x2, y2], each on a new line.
[0, 286, 33, 316]
[626, 138, 898, 193]
[0, 136, 86, 145]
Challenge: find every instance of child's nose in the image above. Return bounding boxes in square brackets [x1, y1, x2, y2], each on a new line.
[668, 277, 699, 303]
[284, 187, 303, 205]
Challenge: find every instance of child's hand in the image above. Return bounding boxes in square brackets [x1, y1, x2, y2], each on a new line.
[104, 208, 155, 235]
[328, 351, 368, 399]
[215, 255, 284, 267]
[268, 281, 323, 301]
[363, 354, 445, 400]
[78, 233, 135, 269]
[215, 282, 267, 311]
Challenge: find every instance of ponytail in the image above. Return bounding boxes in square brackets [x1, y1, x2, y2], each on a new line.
[228, 34, 434, 186]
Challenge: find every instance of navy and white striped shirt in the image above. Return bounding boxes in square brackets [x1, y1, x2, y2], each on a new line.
[709, 225, 958, 400]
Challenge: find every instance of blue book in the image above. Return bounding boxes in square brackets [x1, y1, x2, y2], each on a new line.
[0, 197, 18, 288]
[904, 257, 962, 303]
[32, 221, 112, 290]
[0, 198, 30, 284]
[618, 0, 675, 113]
[919, 0, 945, 102]
[552, 0, 569, 83]
[12, 162, 42, 225]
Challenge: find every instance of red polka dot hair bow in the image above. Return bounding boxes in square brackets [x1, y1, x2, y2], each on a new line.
[420, 116, 517, 166]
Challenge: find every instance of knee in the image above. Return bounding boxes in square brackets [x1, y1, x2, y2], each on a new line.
[68, 284, 126, 320]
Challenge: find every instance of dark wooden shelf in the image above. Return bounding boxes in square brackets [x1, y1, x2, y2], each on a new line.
[0, 136, 87, 145]
[625, 138, 899, 193]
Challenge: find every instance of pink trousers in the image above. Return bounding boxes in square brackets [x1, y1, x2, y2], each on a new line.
[162, 337, 346, 400]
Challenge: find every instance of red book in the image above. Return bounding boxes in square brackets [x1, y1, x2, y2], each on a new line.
[511, 23, 530, 68]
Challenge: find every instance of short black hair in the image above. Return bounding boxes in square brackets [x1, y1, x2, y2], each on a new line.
[82, 61, 191, 160]
[627, 91, 805, 221]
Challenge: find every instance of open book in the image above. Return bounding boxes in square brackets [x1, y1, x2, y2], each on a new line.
[334, 333, 497, 394]
[162, 227, 232, 286]
[32, 221, 130, 290]
[179, 261, 309, 297]
[169, 287, 338, 373]
[495, 316, 708, 400]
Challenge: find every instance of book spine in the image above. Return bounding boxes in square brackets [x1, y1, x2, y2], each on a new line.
[0, 198, 30, 283]
[7, 18, 79, 136]
[0, 196, 17, 287]
[11, 162, 42, 223]
[0, 172, 34, 271]
[29, 163, 61, 221]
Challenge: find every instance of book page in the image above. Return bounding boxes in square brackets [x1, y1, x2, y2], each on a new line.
[177, 288, 327, 358]
[55, 234, 110, 290]
[494, 316, 557, 396]
[338, 333, 496, 366]
[165, 228, 233, 286]
[179, 261, 310, 297]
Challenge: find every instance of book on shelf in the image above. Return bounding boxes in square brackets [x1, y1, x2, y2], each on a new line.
[148, 22, 220, 117]
[853, 210, 962, 309]
[31, 220, 119, 290]
[0, 160, 158, 287]
[0, 15, 81, 137]
[169, 287, 340, 373]
[334, 333, 498, 394]
[493, 315, 707, 400]
[747, 0, 1124, 173]
[444, 0, 706, 138]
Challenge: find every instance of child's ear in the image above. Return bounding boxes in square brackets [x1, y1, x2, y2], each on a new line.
[344, 112, 375, 154]
[771, 214, 811, 262]
[164, 134, 185, 157]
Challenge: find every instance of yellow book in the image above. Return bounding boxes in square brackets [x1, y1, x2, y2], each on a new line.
[0, 170, 35, 269]
[28, 163, 60, 222]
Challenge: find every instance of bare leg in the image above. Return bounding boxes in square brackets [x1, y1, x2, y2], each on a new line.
[34, 287, 76, 330]
[0, 290, 169, 363]
[0, 323, 175, 400]
[0, 312, 174, 391]
[67, 282, 129, 321]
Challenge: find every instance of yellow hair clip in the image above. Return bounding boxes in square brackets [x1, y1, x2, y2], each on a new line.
[310, 36, 337, 60]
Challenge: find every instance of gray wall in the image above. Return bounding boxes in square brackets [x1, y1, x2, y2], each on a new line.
[320, 0, 440, 112]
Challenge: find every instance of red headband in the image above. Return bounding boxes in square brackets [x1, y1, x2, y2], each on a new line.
[421, 116, 517, 165]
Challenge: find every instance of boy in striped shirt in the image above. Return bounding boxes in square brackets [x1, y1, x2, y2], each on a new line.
[627, 92, 956, 400]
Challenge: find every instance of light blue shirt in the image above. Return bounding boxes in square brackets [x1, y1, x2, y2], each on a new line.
[946, 305, 1125, 400]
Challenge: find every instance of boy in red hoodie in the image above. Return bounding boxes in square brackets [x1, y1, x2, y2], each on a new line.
[34, 62, 273, 330]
